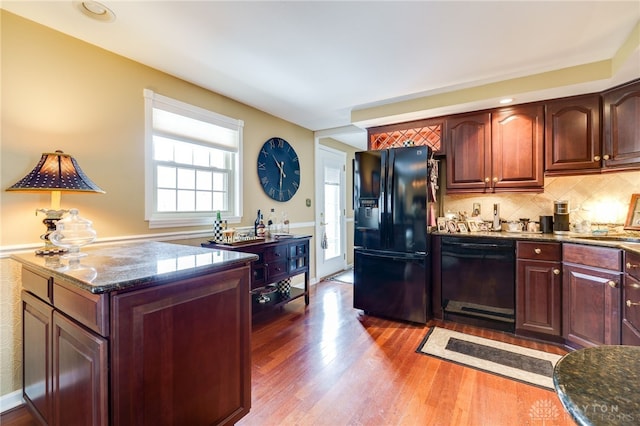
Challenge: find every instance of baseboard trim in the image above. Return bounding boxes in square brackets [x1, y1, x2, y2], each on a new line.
[0, 389, 24, 414]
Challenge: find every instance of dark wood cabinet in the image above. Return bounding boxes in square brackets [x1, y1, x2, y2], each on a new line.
[544, 94, 602, 174]
[622, 250, 640, 345]
[21, 256, 253, 426]
[111, 266, 251, 425]
[52, 312, 108, 426]
[602, 79, 640, 170]
[491, 104, 544, 191]
[22, 291, 53, 425]
[446, 105, 543, 193]
[562, 243, 622, 348]
[516, 241, 562, 339]
[203, 236, 311, 312]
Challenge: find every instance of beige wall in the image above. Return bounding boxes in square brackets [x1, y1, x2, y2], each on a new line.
[0, 11, 318, 398]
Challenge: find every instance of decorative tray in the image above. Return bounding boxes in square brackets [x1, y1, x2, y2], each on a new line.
[210, 237, 265, 246]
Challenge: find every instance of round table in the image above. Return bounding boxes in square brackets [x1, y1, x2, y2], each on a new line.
[553, 346, 640, 426]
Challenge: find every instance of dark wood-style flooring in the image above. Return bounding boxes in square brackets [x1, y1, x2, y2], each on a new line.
[1, 279, 576, 426]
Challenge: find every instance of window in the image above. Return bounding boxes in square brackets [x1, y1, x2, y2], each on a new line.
[144, 89, 243, 228]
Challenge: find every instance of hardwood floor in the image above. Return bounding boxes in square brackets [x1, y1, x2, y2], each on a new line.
[1, 280, 576, 425]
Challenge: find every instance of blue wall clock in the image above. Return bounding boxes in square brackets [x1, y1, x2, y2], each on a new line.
[257, 137, 300, 201]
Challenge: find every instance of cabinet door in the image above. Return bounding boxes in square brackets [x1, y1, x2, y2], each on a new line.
[545, 94, 601, 173]
[492, 104, 544, 190]
[52, 311, 108, 426]
[445, 112, 492, 192]
[622, 273, 640, 346]
[22, 291, 53, 425]
[516, 259, 562, 336]
[603, 80, 640, 169]
[563, 264, 621, 347]
[111, 267, 252, 425]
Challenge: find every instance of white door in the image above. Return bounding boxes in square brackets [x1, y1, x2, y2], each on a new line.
[315, 146, 346, 279]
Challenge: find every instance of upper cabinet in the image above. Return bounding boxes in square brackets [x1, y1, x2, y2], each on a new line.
[446, 104, 544, 193]
[545, 94, 601, 174]
[602, 80, 640, 170]
[368, 117, 444, 154]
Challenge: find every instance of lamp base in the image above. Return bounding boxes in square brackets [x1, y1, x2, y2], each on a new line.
[36, 208, 68, 256]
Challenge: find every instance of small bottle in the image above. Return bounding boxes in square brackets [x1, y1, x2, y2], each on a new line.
[257, 214, 266, 237]
[267, 208, 276, 237]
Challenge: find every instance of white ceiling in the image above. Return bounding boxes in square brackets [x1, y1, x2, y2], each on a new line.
[3, 1, 640, 149]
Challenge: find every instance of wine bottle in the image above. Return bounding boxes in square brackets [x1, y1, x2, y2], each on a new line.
[254, 209, 261, 237]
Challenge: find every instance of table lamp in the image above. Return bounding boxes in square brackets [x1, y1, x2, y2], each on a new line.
[6, 150, 105, 255]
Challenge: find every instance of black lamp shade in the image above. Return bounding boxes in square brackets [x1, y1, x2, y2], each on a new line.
[7, 150, 104, 193]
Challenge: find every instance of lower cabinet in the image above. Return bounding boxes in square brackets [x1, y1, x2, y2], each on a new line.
[22, 263, 252, 426]
[623, 251, 640, 345]
[516, 241, 562, 338]
[562, 243, 622, 348]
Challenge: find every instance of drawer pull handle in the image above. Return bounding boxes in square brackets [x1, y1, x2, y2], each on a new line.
[627, 262, 638, 269]
[553, 269, 560, 275]
[603, 154, 610, 160]
[594, 155, 601, 161]
[534, 248, 542, 254]
[607, 280, 617, 288]
[626, 300, 640, 307]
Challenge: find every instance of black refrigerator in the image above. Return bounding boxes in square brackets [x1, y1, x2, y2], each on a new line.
[353, 146, 430, 324]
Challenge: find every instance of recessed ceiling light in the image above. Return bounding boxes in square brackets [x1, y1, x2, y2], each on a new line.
[74, 1, 116, 22]
[499, 98, 514, 104]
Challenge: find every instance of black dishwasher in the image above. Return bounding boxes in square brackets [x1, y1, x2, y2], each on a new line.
[441, 237, 515, 332]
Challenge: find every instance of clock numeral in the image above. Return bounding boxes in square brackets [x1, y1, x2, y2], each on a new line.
[261, 148, 269, 158]
[287, 189, 292, 198]
[268, 187, 276, 197]
[261, 176, 269, 186]
[277, 139, 284, 148]
[258, 162, 266, 171]
[294, 169, 300, 176]
[279, 191, 284, 201]
[268, 140, 275, 149]
[292, 181, 299, 189]
[292, 156, 299, 163]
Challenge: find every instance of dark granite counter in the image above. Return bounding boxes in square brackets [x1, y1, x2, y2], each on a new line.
[12, 241, 258, 294]
[431, 231, 640, 255]
[553, 346, 640, 425]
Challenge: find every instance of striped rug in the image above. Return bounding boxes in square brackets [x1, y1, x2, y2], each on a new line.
[416, 326, 564, 390]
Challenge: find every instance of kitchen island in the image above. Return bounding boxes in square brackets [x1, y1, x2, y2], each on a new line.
[13, 241, 257, 426]
[553, 346, 640, 425]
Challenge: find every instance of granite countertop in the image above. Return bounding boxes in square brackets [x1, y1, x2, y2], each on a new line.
[432, 231, 640, 255]
[12, 241, 259, 294]
[553, 346, 640, 426]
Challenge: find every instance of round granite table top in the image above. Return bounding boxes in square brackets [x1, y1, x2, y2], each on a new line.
[553, 346, 640, 426]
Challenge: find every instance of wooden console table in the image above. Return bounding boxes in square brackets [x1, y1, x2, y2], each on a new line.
[202, 235, 311, 315]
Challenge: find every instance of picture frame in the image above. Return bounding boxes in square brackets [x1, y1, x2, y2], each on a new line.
[437, 217, 447, 232]
[446, 220, 457, 233]
[467, 220, 479, 232]
[457, 222, 468, 233]
[624, 194, 640, 231]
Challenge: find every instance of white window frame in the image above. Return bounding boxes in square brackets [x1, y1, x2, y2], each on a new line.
[144, 89, 244, 228]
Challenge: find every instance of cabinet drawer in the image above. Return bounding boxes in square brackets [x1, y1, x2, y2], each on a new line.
[517, 241, 561, 261]
[53, 279, 109, 337]
[563, 243, 622, 271]
[266, 260, 288, 281]
[264, 245, 287, 262]
[22, 267, 53, 304]
[626, 251, 640, 280]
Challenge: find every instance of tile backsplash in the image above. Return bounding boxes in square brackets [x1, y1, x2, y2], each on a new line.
[442, 170, 640, 227]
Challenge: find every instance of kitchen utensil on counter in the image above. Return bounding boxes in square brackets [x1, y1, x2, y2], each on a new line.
[505, 221, 524, 232]
[554, 200, 570, 234]
[540, 215, 553, 233]
[527, 221, 540, 232]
